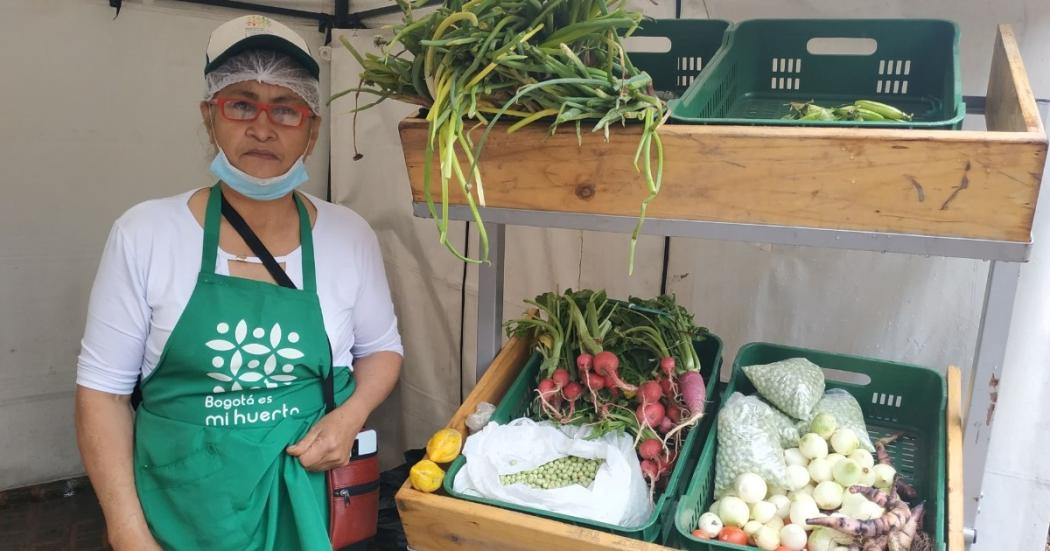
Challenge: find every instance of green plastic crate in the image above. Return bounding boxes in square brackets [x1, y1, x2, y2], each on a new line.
[625, 19, 732, 97]
[443, 333, 724, 543]
[668, 19, 965, 128]
[672, 342, 947, 551]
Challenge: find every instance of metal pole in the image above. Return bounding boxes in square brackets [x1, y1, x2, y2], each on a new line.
[475, 223, 506, 381]
[962, 99, 1050, 545]
[962, 260, 1021, 543]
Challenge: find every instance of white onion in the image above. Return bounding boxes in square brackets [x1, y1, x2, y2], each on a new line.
[719, 496, 750, 527]
[806, 528, 838, 551]
[830, 429, 860, 455]
[750, 500, 777, 524]
[787, 464, 812, 491]
[840, 492, 884, 520]
[697, 512, 723, 538]
[860, 467, 876, 487]
[838, 492, 866, 518]
[824, 453, 845, 469]
[755, 526, 781, 551]
[849, 449, 875, 469]
[708, 498, 721, 514]
[789, 498, 820, 527]
[813, 481, 844, 510]
[736, 473, 768, 504]
[832, 459, 862, 487]
[860, 500, 886, 521]
[799, 433, 829, 459]
[808, 457, 833, 483]
[809, 413, 838, 440]
[872, 464, 896, 489]
[765, 515, 785, 532]
[784, 448, 809, 467]
[780, 524, 808, 550]
[744, 520, 764, 537]
[769, 494, 792, 519]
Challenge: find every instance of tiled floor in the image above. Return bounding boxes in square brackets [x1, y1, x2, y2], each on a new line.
[0, 485, 110, 551]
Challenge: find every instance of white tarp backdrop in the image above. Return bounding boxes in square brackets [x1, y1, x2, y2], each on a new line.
[0, 0, 336, 492]
[330, 2, 1049, 547]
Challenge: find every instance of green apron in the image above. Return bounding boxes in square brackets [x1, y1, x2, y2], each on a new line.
[134, 185, 355, 550]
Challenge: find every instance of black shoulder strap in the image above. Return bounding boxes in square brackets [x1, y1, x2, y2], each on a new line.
[220, 192, 297, 290]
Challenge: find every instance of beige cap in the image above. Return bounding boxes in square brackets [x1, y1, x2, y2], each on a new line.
[205, 14, 319, 78]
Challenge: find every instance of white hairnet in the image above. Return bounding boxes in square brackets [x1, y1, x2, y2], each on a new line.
[205, 49, 320, 114]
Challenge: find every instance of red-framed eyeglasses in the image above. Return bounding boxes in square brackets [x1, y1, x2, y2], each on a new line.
[209, 97, 313, 128]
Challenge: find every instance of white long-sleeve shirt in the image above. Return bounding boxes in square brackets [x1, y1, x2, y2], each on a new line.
[76, 188, 403, 394]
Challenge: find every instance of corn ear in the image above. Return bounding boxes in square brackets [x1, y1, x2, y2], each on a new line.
[855, 108, 887, 121]
[854, 100, 911, 121]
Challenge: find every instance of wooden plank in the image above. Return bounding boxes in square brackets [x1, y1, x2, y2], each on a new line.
[399, 117, 1046, 243]
[946, 365, 964, 551]
[446, 331, 532, 434]
[397, 488, 672, 551]
[986, 25, 1044, 133]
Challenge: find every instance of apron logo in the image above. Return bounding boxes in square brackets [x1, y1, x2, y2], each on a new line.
[204, 320, 305, 393]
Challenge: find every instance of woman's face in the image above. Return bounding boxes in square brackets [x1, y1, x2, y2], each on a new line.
[201, 80, 320, 179]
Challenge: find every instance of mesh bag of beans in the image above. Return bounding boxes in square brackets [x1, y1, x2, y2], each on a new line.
[715, 393, 790, 498]
[742, 357, 825, 420]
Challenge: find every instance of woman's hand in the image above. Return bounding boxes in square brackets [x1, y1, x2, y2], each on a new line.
[288, 352, 401, 471]
[286, 405, 366, 471]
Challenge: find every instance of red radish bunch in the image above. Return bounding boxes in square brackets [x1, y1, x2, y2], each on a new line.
[593, 351, 636, 393]
[512, 289, 711, 505]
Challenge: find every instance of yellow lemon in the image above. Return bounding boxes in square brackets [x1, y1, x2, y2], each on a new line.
[425, 428, 463, 464]
[409, 459, 445, 493]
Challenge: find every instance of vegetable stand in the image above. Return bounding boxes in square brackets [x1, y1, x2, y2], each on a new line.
[393, 336, 966, 550]
[393, 24, 1046, 550]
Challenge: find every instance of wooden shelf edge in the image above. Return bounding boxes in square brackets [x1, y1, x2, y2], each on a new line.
[397, 23, 1047, 246]
[397, 114, 1046, 143]
[987, 25, 1046, 136]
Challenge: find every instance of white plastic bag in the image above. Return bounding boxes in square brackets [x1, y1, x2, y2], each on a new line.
[452, 418, 653, 528]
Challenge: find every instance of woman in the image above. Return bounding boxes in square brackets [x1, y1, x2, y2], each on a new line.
[74, 15, 403, 550]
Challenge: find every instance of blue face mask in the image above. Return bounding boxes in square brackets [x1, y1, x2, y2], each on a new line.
[209, 147, 310, 201]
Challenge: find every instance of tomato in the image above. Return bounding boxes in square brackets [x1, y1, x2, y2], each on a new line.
[690, 529, 711, 540]
[717, 526, 748, 545]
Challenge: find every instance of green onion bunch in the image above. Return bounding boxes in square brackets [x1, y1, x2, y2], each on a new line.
[335, 0, 666, 274]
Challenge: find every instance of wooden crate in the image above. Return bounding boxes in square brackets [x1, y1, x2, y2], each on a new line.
[393, 335, 966, 550]
[399, 25, 1046, 244]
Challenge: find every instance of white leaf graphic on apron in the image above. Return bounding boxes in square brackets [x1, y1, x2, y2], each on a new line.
[206, 319, 303, 393]
[230, 351, 243, 376]
[238, 372, 264, 383]
[241, 344, 271, 355]
[206, 340, 235, 351]
[277, 348, 305, 360]
[270, 323, 282, 348]
[270, 375, 296, 385]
